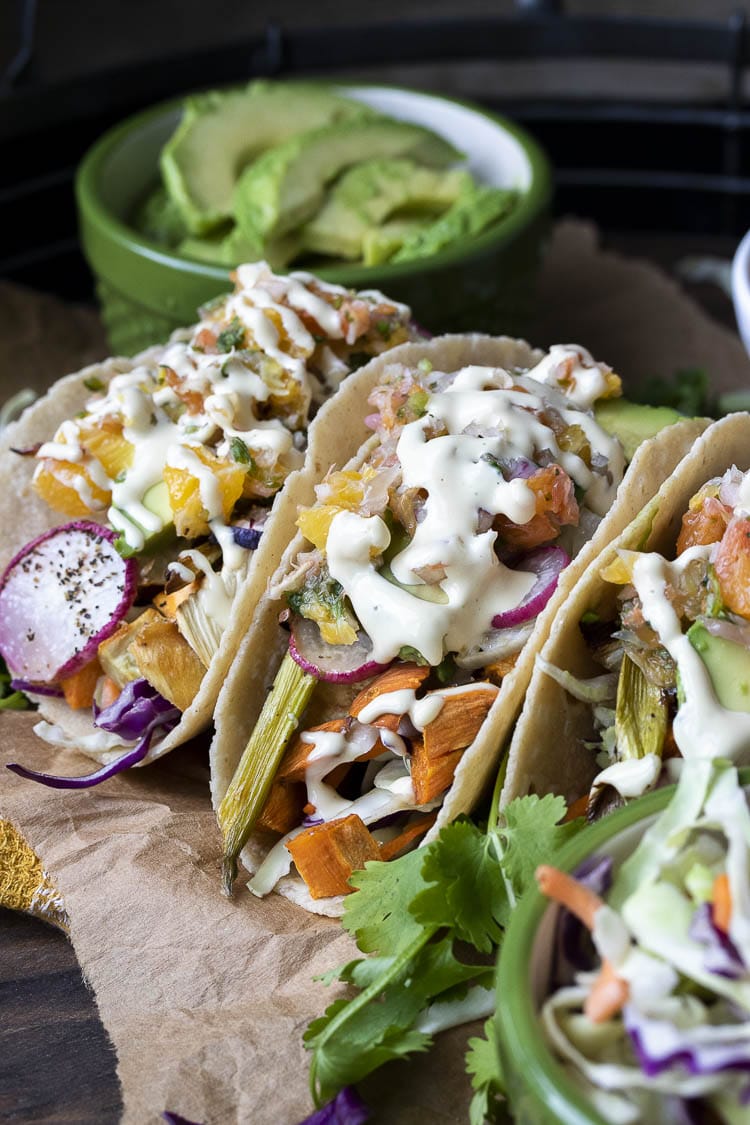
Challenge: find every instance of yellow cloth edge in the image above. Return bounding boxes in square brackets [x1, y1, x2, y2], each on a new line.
[0, 818, 69, 932]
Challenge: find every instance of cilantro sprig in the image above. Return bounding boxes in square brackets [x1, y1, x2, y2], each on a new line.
[304, 788, 583, 1114]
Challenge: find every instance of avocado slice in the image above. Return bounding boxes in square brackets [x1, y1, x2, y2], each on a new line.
[687, 621, 750, 712]
[302, 159, 470, 260]
[391, 185, 516, 264]
[114, 480, 176, 558]
[362, 218, 432, 266]
[178, 224, 301, 270]
[233, 118, 463, 243]
[594, 398, 685, 462]
[161, 82, 376, 235]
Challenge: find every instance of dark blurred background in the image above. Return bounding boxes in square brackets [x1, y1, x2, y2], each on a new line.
[4, 0, 750, 299]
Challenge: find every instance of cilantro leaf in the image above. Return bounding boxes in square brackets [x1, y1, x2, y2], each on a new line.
[411, 820, 511, 952]
[344, 847, 428, 955]
[466, 1020, 511, 1125]
[497, 793, 581, 901]
[216, 316, 246, 353]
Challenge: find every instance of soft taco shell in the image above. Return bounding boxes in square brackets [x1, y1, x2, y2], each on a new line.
[0, 349, 373, 765]
[501, 412, 750, 808]
[208, 334, 707, 912]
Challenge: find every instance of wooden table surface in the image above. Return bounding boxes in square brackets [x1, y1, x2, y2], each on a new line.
[0, 231, 741, 1124]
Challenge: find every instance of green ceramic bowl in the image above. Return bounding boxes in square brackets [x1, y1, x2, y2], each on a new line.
[495, 770, 750, 1125]
[75, 83, 551, 356]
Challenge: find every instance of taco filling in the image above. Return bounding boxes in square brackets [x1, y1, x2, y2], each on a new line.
[218, 345, 630, 901]
[540, 460, 750, 817]
[0, 263, 415, 781]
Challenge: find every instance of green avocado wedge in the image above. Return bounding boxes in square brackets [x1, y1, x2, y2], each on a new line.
[161, 81, 376, 236]
[687, 622, 750, 713]
[233, 117, 463, 244]
[593, 398, 688, 462]
[302, 159, 470, 260]
[391, 185, 517, 264]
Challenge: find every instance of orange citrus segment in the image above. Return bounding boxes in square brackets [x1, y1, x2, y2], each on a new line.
[33, 462, 111, 517]
[163, 447, 246, 538]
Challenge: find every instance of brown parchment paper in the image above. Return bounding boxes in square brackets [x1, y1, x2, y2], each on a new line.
[2, 219, 750, 1125]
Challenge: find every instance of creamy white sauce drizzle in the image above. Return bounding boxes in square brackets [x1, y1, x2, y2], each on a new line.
[631, 548, 750, 762]
[326, 366, 622, 665]
[525, 344, 614, 410]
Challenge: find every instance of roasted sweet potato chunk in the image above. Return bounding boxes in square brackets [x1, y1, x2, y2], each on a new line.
[378, 812, 438, 861]
[286, 814, 380, 898]
[61, 657, 102, 710]
[349, 662, 430, 729]
[411, 740, 464, 804]
[278, 718, 387, 783]
[422, 686, 497, 759]
[256, 779, 306, 836]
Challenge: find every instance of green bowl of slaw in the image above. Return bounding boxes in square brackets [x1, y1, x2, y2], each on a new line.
[495, 768, 750, 1125]
[75, 83, 551, 356]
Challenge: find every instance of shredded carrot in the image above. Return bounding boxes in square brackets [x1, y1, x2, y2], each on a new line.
[712, 872, 732, 934]
[536, 864, 603, 929]
[584, 959, 630, 1024]
[537, 864, 630, 1025]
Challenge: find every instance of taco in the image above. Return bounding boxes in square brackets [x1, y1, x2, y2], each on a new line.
[0, 262, 417, 786]
[502, 413, 750, 818]
[210, 334, 707, 912]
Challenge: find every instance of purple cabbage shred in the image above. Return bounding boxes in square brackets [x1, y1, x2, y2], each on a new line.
[625, 1004, 750, 1078]
[689, 902, 746, 979]
[94, 678, 181, 741]
[296, 1087, 370, 1125]
[162, 1114, 203, 1125]
[232, 525, 262, 550]
[6, 680, 180, 789]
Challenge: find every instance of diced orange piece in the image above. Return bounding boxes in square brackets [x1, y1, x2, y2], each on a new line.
[277, 718, 387, 783]
[349, 663, 430, 729]
[715, 516, 750, 620]
[411, 740, 463, 804]
[286, 814, 381, 898]
[60, 657, 102, 710]
[163, 447, 246, 538]
[77, 421, 134, 479]
[33, 461, 111, 517]
[256, 780, 306, 836]
[422, 686, 497, 760]
[676, 495, 731, 555]
[378, 812, 438, 861]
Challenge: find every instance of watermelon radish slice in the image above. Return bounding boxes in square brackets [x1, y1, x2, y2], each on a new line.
[289, 615, 388, 683]
[0, 521, 137, 684]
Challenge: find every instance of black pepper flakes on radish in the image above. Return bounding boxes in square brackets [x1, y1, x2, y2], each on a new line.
[0, 521, 137, 684]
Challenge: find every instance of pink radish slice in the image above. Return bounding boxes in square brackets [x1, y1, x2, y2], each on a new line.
[0, 521, 137, 683]
[289, 616, 388, 684]
[492, 545, 570, 629]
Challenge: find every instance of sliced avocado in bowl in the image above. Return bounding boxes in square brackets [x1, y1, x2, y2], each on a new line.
[233, 117, 463, 244]
[362, 218, 433, 266]
[391, 185, 517, 264]
[161, 81, 377, 235]
[302, 159, 470, 260]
